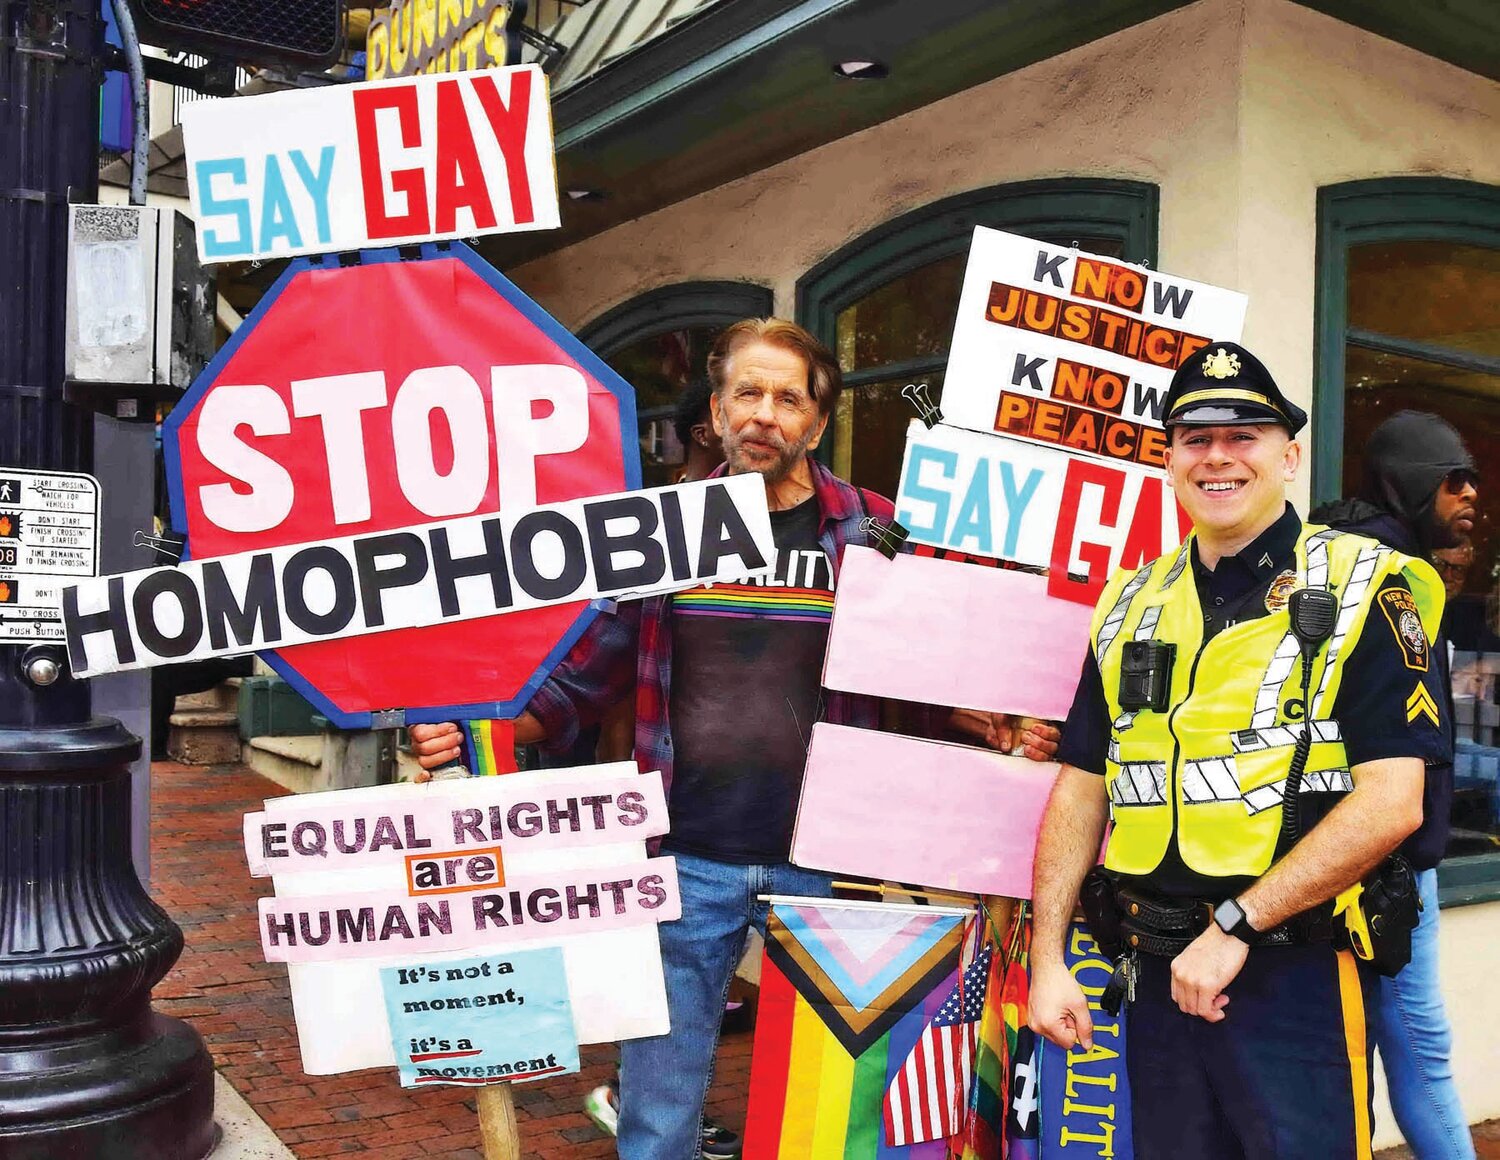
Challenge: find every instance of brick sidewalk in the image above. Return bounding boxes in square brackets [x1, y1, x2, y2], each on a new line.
[150, 760, 753, 1160]
[149, 759, 1499, 1159]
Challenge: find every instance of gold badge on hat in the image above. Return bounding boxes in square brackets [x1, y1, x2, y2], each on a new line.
[1265, 570, 1299, 613]
[1202, 348, 1241, 380]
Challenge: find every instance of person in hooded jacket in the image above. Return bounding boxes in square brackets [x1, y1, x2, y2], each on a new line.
[1310, 409, 1479, 1160]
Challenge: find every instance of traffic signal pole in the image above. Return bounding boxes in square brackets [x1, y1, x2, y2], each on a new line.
[0, 2, 215, 1155]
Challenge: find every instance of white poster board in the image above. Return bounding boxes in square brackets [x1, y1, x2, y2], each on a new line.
[64, 474, 774, 677]
[940, 227, 1248, 468]
[247, 765, 677, 1076]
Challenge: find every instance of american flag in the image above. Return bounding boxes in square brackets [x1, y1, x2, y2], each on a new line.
[883, 942, 992, 1146]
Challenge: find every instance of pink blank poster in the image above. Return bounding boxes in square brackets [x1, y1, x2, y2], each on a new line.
[822, 547, 1092, 721]
[792, 723, 1059, 897]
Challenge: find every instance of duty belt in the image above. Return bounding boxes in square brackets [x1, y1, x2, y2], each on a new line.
[1115, 885, 1333, 957]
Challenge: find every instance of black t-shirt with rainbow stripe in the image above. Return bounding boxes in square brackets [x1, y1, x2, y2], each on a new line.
[663, 496, 834, 863]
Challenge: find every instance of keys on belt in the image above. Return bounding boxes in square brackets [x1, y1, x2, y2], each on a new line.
[1100, 951, 1137, 1017]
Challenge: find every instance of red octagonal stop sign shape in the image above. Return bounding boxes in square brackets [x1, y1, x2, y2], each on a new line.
[165, 243, 640, 728]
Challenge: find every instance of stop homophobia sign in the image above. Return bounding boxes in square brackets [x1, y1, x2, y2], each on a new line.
[62, 474, 773, 678]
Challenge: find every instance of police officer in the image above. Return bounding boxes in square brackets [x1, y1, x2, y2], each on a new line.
[1028, 341, 1452, 1158]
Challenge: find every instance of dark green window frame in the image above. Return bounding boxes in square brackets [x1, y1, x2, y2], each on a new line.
[1313, 177, 1500, 907]
[1312, 178, 1500, 503]
[578, 281, 775, 359]
[578, 280, 775, 478]
[794, 179, 1159, 458]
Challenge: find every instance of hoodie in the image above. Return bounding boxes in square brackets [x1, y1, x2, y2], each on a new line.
[1307, 498, 1454, 870]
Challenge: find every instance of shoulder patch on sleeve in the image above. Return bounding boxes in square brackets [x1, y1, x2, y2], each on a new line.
[1378, 587, 1429, 672]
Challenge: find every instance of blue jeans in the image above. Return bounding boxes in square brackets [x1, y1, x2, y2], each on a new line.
[1377, 867, 1475, 1159]
[617, 851, 835, 1160]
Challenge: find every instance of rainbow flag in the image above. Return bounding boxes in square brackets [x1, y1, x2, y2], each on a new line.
[1000, 907, 1038, 1160]
[954, 904, 1009, 1160]
[459, 718, 517, 776]
[744, 899, 972, 1159]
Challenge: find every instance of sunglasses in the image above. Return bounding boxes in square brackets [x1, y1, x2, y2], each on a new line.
[1444, 468, 1479, 492]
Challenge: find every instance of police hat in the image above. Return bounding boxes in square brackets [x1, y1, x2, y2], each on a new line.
[1163, 341, 1307, 436]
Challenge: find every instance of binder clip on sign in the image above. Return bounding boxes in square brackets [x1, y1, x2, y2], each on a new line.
[901, 382, 943, 429]
[859, 517, 910, 561]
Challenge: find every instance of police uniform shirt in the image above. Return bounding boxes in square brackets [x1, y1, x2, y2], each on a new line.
[1056, 504, 1452, 897]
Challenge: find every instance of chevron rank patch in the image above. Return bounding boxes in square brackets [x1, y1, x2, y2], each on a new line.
[1378, 588, 1428, 672]
[1406, 683, 1440, 727]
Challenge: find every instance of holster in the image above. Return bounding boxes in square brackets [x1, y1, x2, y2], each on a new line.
[1079, 867, 1125, 961]
[1337, 854, 1421, 977]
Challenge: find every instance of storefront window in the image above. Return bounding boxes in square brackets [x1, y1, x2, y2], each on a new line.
[580, 282, 774, 488]
[1318, 180, 1500, 875]
[831, 254, 962, 497]
[607, 325, 722, 488]
[1340, 239, 1500, 859]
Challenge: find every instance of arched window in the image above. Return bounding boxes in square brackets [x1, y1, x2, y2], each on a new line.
[1314, 178, 1500, 873]
[580, 281, 774, 487]
[796, 179, 1159, 498]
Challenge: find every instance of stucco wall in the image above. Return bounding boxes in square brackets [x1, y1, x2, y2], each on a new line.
[514, 0, 1500, 513]
[1236, 0, 1500, 510]
[513, 0, 1242, 330]
[1371, 900, 1500, 1147]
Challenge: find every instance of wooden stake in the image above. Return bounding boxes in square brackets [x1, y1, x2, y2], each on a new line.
[831, 880, 977, 906]
[477, 1084, 521, 1160]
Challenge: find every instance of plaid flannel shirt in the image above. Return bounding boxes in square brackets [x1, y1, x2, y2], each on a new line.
[527, 459, 910, 836]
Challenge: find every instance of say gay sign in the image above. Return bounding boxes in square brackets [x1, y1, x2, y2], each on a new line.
[181, 65, 558, 263]
[895, 420, 1189, 603]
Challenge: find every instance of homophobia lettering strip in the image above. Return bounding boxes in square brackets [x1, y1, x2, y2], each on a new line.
[64, 474, 774, 678]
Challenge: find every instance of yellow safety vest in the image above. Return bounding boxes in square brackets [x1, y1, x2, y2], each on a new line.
[1093, 524, 1443, 882]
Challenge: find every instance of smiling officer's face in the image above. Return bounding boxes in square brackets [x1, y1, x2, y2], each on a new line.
[1165, 424, 1300, 543]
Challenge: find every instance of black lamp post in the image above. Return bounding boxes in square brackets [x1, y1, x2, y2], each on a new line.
[0, 2, 215, 1155]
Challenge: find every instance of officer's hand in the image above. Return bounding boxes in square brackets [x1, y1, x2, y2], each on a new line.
[410, 722, 462, 780]
[1017, 720, 1061, 763]
[1029, 960, 1096, 1052]
[1170, 927, 1247, 1022]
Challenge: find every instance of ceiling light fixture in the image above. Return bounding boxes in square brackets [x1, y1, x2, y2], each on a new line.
[833, 59, 888, 80]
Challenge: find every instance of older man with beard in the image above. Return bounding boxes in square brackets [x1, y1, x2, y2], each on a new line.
[414, 318, 1059, 1159]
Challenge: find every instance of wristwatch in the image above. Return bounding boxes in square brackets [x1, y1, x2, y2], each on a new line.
[1213, 898, 1257, 943]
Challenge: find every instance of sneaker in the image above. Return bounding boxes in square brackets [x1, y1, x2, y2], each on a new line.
[583, 1083, 618, 1137]
[701, 1120, 742, 1159]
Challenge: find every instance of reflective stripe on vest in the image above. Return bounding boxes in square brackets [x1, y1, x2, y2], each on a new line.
[1090, 524, 1444, 881]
